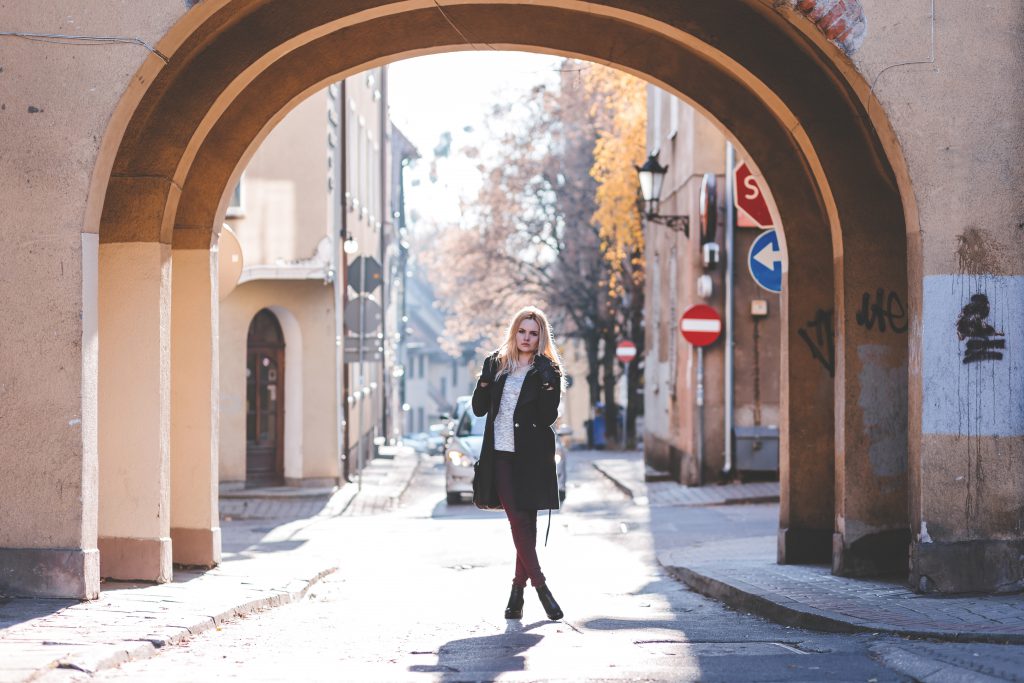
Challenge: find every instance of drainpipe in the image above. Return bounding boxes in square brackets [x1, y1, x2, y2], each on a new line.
[338, 78, 350, 482]
[379, 66, 389, 445]
[723, 141, 736, 477]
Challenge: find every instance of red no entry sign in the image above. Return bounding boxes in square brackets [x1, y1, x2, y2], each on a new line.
[680, 305, 722, 347]
[616, 340, 637, 363]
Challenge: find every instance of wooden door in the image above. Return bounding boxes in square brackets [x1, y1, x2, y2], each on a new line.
[246, 309, 285, 487]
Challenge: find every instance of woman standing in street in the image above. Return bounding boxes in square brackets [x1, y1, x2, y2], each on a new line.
[472, 306, 566, 621]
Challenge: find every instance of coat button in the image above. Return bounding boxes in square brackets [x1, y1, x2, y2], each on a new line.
[514, 422, 519, 428]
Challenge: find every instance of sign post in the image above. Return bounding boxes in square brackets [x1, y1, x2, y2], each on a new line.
[680, 305, 722, 485]
[615, 341, 637, 446]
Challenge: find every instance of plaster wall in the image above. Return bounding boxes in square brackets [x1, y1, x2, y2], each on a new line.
[219, 280, 337, 484]
[850, 1, 1024, 590]
[0, 1, 181, 579]
[226, 92, 328, 266]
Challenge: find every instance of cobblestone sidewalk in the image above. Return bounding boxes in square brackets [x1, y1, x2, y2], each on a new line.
[592, 454, 779, 507]
[659, 535, 1024, 644]
[0, 450, 421, 682]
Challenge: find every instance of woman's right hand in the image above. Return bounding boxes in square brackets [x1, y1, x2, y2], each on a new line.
[483, 356, 499, 384]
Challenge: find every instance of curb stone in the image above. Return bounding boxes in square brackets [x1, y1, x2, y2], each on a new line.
[48, 567, 336, 678]
[663, 563, 1024, 645]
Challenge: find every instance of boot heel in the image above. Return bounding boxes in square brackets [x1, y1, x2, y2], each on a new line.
[536, 584, 563, 620]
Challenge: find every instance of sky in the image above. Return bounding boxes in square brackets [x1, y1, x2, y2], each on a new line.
[387, 51, 566, 230]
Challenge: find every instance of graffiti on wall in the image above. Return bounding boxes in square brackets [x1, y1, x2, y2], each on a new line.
[956, 294, 1004, 363]
[922, 275, 1024, 437]
[797, 308, 835, 377]
[855, 289, 908, 333]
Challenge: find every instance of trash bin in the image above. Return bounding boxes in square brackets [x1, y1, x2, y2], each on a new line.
[734, 426, 779, 472]
[591, 407, 606, 449]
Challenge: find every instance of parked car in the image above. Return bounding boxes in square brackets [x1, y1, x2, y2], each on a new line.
[426, 422, 447, 456]
[445, 411, 568, 505]
[440, 394, 473, 451]
[401, 431, 431, 454]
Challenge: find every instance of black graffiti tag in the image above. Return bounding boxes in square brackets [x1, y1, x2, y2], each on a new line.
[797, 308, 835, 377]
[855, 289, 908, 333]
[956, 293, 1004, 364]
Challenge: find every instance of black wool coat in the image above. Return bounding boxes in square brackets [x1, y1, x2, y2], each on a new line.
[471, 352, 562, 511]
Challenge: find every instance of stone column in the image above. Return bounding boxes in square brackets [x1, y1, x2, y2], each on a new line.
[832, 197, 910, 577]
[0, 234, 101, 599]
[778, 238, 835, 565]
[98, 242, 173, 582]
[170, 248, 221, 567]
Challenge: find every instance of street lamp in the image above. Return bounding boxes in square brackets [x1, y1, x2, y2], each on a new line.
[636, 153, 690, 235]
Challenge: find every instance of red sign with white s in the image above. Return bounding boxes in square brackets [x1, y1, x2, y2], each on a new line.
[733, 161, 774, 229]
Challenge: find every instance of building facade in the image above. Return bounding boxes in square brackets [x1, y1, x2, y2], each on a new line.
[220, 68, 396, 488]
[643, 91, 782, 486]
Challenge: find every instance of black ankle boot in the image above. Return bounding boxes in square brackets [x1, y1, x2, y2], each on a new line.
[504, 586, 525, 619]
[536, 584, 563, 620]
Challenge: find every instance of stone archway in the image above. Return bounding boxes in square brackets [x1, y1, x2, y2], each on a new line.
[0, 0, 923, 598]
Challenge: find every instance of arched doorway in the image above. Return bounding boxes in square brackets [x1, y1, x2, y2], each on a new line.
[88, 0, 917, 587]
[246, 309, 285, 487]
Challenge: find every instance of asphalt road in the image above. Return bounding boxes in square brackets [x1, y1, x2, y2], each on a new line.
[70, 452, 1022, 682]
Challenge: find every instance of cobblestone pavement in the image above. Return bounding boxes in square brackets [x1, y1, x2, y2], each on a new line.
[41, 451, 1024, 682]
[592, 453, 779, 507]
[660, 535, 1024, 644]
[0, 450, 419, 682]
[7, 450, 1024, 681]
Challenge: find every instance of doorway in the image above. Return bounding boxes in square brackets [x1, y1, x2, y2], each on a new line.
[246, 309, 285, 487]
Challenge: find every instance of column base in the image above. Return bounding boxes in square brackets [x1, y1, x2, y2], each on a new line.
[777, 527, 832, 564]
[170, 527, 221, 567]
[0, 547, 99, 599]
[910, 539, 1024, 594]
[832, 529, 910, 577]
[98, 536, 172, 582]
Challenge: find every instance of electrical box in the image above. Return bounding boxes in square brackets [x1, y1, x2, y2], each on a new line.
[750, 299, 769, 317]
[702, 242, 720, 269]
[734, 426, 779, 472]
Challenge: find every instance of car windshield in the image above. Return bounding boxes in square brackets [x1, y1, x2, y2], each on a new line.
[456, 411, 486, 437]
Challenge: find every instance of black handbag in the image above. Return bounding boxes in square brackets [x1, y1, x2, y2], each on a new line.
[472, 456, 502, 510]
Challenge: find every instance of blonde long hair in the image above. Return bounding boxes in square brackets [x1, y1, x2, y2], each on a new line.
[494, 306, 565, 391]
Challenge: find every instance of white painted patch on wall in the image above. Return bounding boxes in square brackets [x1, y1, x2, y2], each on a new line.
[68, 418, 82, 427]
[918, 521, 932, 543]
[922, 275, 1024, 436]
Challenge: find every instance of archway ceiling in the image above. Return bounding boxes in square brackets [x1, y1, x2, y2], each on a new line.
[99, 0, 900, 261]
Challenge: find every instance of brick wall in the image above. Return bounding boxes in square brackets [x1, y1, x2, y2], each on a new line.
[793, 0, 866, 53]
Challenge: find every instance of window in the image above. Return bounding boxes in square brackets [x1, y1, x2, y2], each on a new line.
[226, 178, 244, 217]
[441, 376, 447, 398]
[418, 355, 425, 379]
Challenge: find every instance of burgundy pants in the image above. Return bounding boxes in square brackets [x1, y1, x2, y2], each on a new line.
[494, 451, 546, 588]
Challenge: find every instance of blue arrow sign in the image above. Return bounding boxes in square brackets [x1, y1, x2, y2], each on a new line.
[748, 229, 784, 293]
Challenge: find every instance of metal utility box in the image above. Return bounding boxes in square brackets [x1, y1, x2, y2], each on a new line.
[734, 426, 779, 472]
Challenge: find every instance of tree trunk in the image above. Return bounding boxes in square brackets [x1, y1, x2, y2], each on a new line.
[602, 329, 620, 448]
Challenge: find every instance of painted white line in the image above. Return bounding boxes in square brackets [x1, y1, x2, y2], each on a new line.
[681, 319, 722, 333]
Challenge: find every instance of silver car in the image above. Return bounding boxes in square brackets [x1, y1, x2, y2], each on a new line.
[445, 411, 568, 505]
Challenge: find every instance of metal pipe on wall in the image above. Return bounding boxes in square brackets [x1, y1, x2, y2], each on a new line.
[335, 79, 349, 483]
[723, 141, 736, 476]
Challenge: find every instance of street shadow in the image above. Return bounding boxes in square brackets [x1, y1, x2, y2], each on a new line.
[408, 620, 547, 679]
[0, 596, 78, 631]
